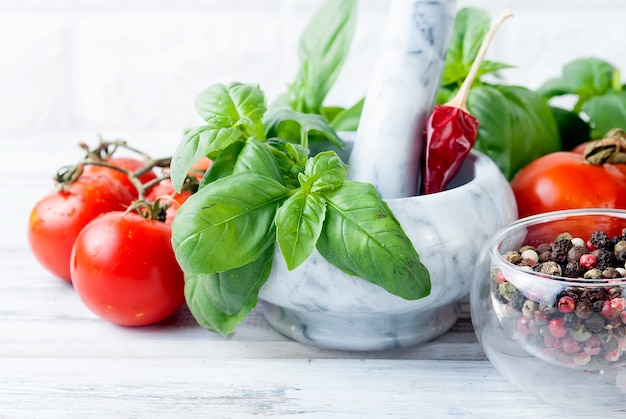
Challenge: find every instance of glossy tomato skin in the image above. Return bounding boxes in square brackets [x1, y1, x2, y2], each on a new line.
[70, 211, 185, 326]
[511, 151, 626, 219]
[83, 157, 157, 198]
[145, 179, 192, 224]
[27, 176, 134, 282]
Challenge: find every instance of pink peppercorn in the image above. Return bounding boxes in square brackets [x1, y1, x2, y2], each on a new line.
[579, 253, 597, 270]
[561, 336, 581, 354]
[557, 296, 576, 313]
[586, 239, 596, 251]
[605, 349, 620, 362]
[495, 271, 507, 285]
[549, 318, 568, 338]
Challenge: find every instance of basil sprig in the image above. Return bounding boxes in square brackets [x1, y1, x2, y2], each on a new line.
[170, 83, 430, 336]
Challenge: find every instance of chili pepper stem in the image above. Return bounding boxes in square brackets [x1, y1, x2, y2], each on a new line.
[445, 9, 514, 112]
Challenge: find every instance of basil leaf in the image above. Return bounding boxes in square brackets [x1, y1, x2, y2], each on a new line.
[582, 92, 626, 139]
[286, 0, 357, 114]
[327, 98, 364, 131]
[469, 84, 561, 179]
[316, 181, 430, 300]
[275, 190, 326, 270]
[550, 106, 591, 150]
[231, 137, 284, 182]
[263, 106, 342, 149]
[171, 172, 289, 274]
[264, 138, 309, 189]
[299, 151, 347, 193]
[199, 140, 246, 187]
[442, 7, 512, 87]
[195, 82, 266, 138]
[184, 244, 274, 336]
[170, 125, 242, 191]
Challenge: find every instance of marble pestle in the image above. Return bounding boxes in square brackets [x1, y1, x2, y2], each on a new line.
[347, 0, 457, 199]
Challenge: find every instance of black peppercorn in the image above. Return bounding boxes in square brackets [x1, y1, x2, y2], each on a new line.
[552, 238, 573, 264]
[584, 314, 606, 333]
[563, 261, 583, 278]
[590, 230, 610, 249]
[594, 249, 616, 271]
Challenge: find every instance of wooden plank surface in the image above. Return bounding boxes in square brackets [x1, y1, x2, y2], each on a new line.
[1, 130, 622, 418]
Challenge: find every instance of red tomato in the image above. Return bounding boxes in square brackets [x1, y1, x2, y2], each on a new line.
[511, 151, 626, 219]
[145, 179, 192, 224]
[27, 176, 134, 282]
[188, 157, 212, 180]
[83, 157, 157, 198]
[70, 211, 185, 326]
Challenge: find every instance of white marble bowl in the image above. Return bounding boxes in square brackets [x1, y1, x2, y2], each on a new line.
[258, 147, 518, 351]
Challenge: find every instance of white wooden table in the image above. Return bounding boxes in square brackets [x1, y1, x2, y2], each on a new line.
[1, 130, 620, 418]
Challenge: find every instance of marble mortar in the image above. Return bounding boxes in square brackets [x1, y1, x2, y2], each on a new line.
[258, 145, 518, 351]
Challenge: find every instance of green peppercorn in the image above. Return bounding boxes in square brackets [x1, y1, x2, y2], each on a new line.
[555, 232, 574, 242]
[614, 240, 626, 255]
[502, 251, 521, 264]
[584, 268, 603, 279]
[522, 299, 537, 317]
[540, 261, 562, 276]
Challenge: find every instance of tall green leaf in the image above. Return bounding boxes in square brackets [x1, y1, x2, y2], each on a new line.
[286, 0, 358, 114]
[316, 181, 430, 300]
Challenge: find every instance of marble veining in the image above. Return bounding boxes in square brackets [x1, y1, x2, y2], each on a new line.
[347, 0, 457, 199]
[259, 149, 518, 351]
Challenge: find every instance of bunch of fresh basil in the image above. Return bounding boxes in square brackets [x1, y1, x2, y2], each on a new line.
[169, 0, 430, 336]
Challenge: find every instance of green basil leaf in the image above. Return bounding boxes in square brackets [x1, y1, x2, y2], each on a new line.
[550, 106, 591, 150]
[561, 58, 616, 105]
[582, 92, 626, 139]
[327, 98, 364, 131]
[195, 82, 267, 139]
[286, 0, 358, 114]
[172, 172, 289, 274]
[537, 77, 577, 99]
[264, 138, 310, 189]
[469, 85, 561, 179]
[442, 8, 512, 88]
[184, 244, 274, 336]
[231, 137, 284, 182]
[299, 151, 347, 193]
[441, 7, 490, 86]
[263, 106, 342, 149]
[170, 125, 243, 191]
[316, 181, 430, 300]
[199, 140, 246, 188]
[275, 190, 326, 270]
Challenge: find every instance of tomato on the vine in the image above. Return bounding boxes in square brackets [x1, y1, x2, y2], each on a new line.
[27, 175, 134, 282]
[145, 179, 193, 224]
[83, 157, 157, 198]
[70, 211, 185, 326]
[511, 151, 626, 219]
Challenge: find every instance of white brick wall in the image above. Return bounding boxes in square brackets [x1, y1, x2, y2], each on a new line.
[1, 0, 625, 135]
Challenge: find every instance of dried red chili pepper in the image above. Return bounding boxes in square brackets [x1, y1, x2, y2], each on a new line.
[421, 10, 512, 195]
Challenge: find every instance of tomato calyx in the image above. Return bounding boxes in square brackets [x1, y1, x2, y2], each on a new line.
[583, 128, 626, 166]
[125, 199, 171, 223]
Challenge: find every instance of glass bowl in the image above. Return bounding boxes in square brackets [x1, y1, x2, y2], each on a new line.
[471, 208, 626, 412]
